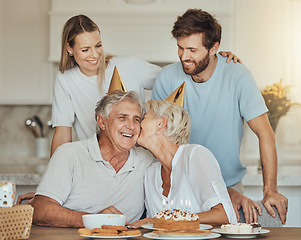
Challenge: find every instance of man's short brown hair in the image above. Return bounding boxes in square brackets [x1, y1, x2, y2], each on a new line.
[171, 8, 221, 50]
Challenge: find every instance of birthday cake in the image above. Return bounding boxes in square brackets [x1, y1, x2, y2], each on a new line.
[153, 209, 200, 230]
[221, 223, 261, 233]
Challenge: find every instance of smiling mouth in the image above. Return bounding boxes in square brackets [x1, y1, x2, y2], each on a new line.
[88, 59, 98, 64]
[121, 133, 134, 138]
[183, 61, 193, 66]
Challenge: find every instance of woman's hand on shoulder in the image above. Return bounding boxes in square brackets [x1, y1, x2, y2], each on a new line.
[219, 51, 242, 64]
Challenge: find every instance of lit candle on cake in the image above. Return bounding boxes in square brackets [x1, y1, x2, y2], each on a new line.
[162, 198, 166, 212]
[185, 199, 188, 210]
[180, 199, 183, 212]
[171, 199, 174, 213]
[189, 200, 192, 213]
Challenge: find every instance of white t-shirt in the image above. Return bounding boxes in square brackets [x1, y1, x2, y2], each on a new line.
[144, 144, 237, 224]
[52, 56, 161, 140]
[36, 134, 156, 223]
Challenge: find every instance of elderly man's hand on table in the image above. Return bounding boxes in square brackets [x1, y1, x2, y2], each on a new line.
[98, 206, 123, 214]
[262, 191, 288, 225]
[98, 206, 129, 225]
[228, 188, 262, 223]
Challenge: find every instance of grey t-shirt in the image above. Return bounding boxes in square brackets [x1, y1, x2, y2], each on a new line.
[36, 134, 155, 223]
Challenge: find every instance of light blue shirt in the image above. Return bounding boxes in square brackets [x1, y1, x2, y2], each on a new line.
[152, 54, 267, 187]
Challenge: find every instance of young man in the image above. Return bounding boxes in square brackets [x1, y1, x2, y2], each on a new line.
[152, 8, 288, 225]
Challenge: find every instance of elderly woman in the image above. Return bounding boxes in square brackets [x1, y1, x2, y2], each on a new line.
[133, 100, 237, 226]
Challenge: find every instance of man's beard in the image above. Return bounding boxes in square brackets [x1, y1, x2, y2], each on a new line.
[181, 52, 210, 76]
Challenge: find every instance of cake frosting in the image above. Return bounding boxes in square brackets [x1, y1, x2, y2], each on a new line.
[154, 209, 199, 221]
[153, 209, 200, 230]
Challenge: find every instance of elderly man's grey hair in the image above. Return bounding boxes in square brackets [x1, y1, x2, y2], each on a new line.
[95, 90, 143, 134]
[145, 100, 191, 145]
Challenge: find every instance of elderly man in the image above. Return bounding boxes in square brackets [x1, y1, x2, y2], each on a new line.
[33, 91, 155, 227]
[152, 8, 288, 225]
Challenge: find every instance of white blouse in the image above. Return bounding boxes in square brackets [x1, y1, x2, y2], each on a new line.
[144, 144, 237, 224]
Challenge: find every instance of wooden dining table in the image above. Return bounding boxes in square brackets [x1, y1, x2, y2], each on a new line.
[28, 226, 301, 240]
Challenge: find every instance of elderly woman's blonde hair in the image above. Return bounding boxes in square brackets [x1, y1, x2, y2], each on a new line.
[145, 100, 191, 145]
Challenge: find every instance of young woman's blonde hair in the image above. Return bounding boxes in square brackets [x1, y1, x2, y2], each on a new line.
[145, 100, 191, 145]
[59, 14, 114, 93]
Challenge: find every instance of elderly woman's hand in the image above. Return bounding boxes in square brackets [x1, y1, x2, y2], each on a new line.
[127, 218, 154, 229]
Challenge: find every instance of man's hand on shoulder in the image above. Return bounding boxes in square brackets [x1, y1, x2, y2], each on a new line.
[262, 191, 288, 225]
[228, 188, 262, 223]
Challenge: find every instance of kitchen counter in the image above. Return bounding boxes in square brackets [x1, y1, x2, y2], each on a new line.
[1, 162, 300, 186]
[0, 157, 47, 185]
[1, 160, 300, 227]
[243, 164, 301, 186]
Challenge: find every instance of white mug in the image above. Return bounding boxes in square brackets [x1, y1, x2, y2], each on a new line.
[0, 180, 16, 207]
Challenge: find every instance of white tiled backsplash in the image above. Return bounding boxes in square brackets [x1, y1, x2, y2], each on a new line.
[0, 105, 53, 159]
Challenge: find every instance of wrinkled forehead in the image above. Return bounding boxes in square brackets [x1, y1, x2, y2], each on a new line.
[109, 99, 142, 118]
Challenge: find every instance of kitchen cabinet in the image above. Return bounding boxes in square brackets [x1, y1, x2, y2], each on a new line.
[0, 0, 53, 104]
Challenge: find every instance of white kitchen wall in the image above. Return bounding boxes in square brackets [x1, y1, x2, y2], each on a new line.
[0, 0, 300, 165]
[0, 0, 53, 104]
[49, 0, 234, 63]
[232, 0, 301, 164]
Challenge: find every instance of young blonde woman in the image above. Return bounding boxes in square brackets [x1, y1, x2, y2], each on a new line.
[51, 14, 161, 155]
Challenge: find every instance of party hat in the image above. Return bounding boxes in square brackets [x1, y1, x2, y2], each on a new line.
[107, 66, 127, 94]
[165, 82, 185, 108]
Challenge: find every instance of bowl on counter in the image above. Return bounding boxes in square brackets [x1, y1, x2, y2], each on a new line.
[82, 214, 126, 229]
